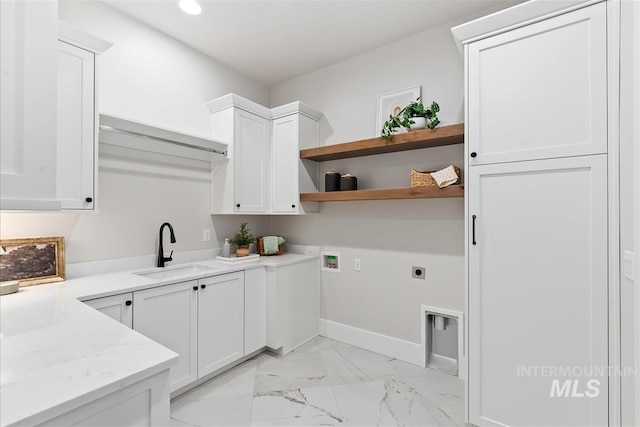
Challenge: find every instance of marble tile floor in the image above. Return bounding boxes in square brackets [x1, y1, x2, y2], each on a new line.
[170, 336, 464, 426]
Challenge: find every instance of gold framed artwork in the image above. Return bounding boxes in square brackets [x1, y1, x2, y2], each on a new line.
[0, 237, 66, 286]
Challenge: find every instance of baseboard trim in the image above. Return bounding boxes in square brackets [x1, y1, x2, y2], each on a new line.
[319, 319, 422, 366]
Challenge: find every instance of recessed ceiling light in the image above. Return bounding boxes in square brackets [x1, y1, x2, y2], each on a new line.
[178, 0, 201, 15]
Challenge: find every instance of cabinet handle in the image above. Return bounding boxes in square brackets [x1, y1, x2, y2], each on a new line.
[201, 284, 206, 289]
[291, 204, 296, 208]
[236, 203, 241, 208]
[125, 300, 132, 306]
[470, 152, 477, 158]
[193, 286, 198, 291]
[85, 197, 93, 203]
[472, 215, 477, 245]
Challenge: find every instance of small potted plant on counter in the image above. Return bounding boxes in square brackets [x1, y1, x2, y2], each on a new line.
[230, 222, 255, 257]
[380, 99, 440, 141]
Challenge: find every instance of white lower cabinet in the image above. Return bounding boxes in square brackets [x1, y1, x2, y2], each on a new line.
[197, 272, 245, 377]
[133, 280, 199, 392]
[84, 293, 133, 328]
[39, 370, 170, 427]
[467, 155, 609, 426]
[133, 272, 245, 392]
[244, 267, 267, 355]
[266, 259, 320, 354]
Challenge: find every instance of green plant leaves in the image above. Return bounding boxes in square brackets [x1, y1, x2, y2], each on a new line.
[380, 99, 441, 140]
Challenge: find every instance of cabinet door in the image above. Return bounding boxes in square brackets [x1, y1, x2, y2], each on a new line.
[467, 2, 607, 165]
[0, 0, 60, 210]
[271, 115, 299, 213]
[198, 272, 245, 377]
[134, 281, 198, 392]
[244, 267, 266, 355]
[57, 41, 96, 210]
[467, 155, 608, 426]
[234, 110, 269, 212]
[84, 293, 133, 328]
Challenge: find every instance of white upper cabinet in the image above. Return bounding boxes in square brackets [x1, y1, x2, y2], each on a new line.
[466, 2, 607, 165]
[57, 22, 112, 210]
[233, 109, 270, 213]
[271, 104, 321, 214]
[57, 41, 96, 210]
[0, 1, 60, 210]
[207, 94, 322, 215]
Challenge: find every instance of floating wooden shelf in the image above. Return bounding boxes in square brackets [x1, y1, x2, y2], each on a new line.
[300, 185, 464, 202]
[300, 123, 464, 162]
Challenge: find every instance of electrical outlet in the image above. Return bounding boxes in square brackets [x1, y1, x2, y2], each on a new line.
[354, 258, 361, 272]
[203, 229, 211, 242]
[412, 266, 425, 279]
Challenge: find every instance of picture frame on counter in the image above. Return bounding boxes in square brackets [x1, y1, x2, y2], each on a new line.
[375, 85, 421, 137]
[0, 237, 66, 286]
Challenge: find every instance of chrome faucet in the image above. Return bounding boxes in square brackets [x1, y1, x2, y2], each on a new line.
[157, 222, 176, 267]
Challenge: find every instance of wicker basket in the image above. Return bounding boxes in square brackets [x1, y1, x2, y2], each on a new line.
[411, 165, 461, 187]
[256, 237, 285, 256]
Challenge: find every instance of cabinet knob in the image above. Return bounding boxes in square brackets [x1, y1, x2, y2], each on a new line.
[236, 203, 241, 208]
[291, 204, 296, 208]
[125, 300, 132, 306]
[85, 197, 93, 203]
[201, 284, 206, 289]
[470, 152, 477, 158]
[193, 286, 198, 291]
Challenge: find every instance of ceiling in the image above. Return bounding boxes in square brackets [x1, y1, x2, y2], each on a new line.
[103, 0, 520, 85]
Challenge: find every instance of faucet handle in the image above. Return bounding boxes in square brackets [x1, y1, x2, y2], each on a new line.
[167, 250, 173, 261]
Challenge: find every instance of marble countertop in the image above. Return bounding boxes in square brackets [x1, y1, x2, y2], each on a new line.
[0, 252, 318, 427]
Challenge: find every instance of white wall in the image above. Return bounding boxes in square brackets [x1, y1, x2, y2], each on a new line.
[59, 0, 269, 137]
[0, 1, 271, 264]
[270, 21, 466, 344]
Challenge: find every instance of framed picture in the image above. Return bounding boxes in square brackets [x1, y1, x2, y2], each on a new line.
[375, 85, 421, 137]
[0, 237, 66, 286]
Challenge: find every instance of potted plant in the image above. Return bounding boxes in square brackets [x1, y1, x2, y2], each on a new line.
[380, 99, 440, 141]
[230, 222, 255, 257]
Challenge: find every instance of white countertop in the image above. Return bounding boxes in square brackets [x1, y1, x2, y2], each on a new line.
[0, 252, 318, 427]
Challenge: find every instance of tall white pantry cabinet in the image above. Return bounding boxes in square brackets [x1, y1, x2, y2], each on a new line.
[453, 1, 620, 426]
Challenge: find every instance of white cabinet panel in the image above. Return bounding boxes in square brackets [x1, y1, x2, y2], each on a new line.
[134, 281, 198, 392]
[198, 272, 245, 377]
[468, 2, 607, 165]
[0, 0, 60, 210]
[467, 155, 608, 426]
[271, 116, 299, 213]
[234, 110, 269, 212]
[39, 370, 170, 427]
[84, 293, 133, 328]
[267, 260, 320, 354]
[244, 267, 267, 355]
[57, 41, 95, 210]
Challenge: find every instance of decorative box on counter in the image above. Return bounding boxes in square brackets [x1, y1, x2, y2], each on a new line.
[256, 236, 285, 256]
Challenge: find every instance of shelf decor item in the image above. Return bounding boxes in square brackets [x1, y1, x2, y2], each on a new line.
[380, 99, 441, 141]
[230, 222, 255, 257]
[376, 86, 421, 137]
[256, 236, 285, 256]
[340, 174, 358, 191]
[411, 165, 461, 188]
[325, 171, 341, 192]
[0, 237, 65, 286]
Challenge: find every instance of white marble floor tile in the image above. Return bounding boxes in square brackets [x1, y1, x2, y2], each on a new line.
[333, 346, 397, 380]
[251, 387, 343, 426]
[170, 337, 464, 427]
[171, 392, 253, 426]
[332, 379, 440, 426]
[254, 350, 331, 393]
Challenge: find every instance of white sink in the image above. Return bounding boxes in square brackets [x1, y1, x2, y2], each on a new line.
[134, 264, 219, 281]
